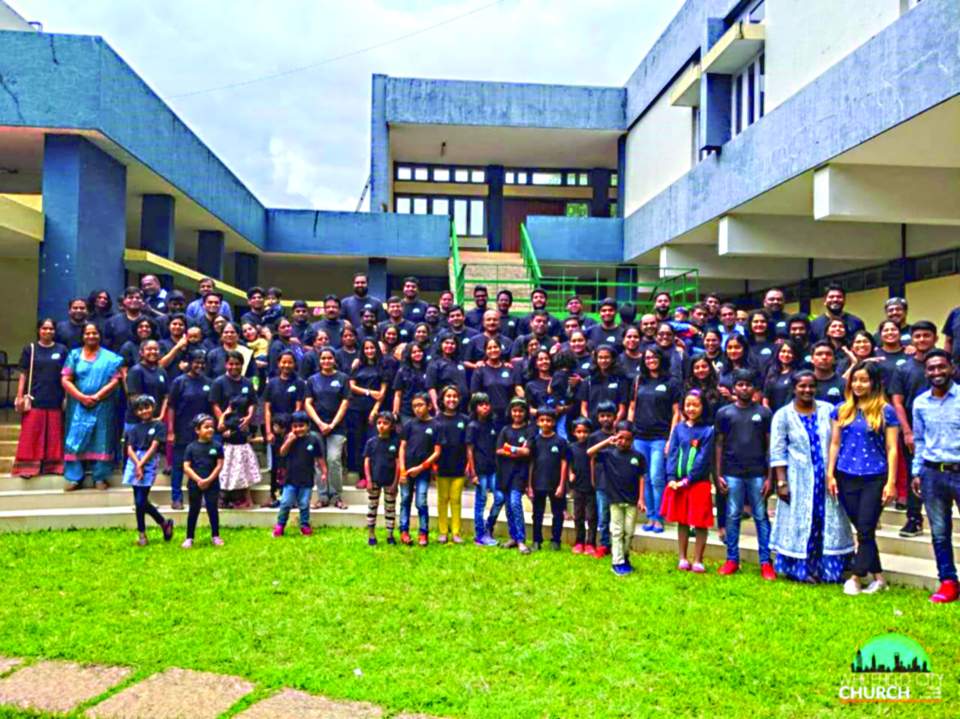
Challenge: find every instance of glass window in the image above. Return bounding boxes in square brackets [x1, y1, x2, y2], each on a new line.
[566, 172, 577, 186]
[469, 200, 485, 236]
[579, 173, 590, 186]
[517, 172, 528, 184]
[396, 197, 411, 214]
[532, 172, 562, 186]
[565, 202, 589, 218]
[610, 173, 618, 187]
[609, 202, 618, 217]
[433, 168, 450, 182]
[414, 167, 429, 181]
[505, 171, 515, 184]
[413, 197, 428, 214]
[454, 169, 470, 183]
[471, 169, 485, 183]
[453, 199, 468, 235]
[432, 198, 449, 216]
[397, 166, 412, 181]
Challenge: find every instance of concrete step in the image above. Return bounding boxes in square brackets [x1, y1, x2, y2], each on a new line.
[0, 426, 19, 441]
[0, 440, 17, 454]
[0, 458, 10, 474]
[0, 503, 937, 590]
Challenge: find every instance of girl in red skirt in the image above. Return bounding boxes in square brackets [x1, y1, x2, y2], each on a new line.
[662, 390, 715, 573]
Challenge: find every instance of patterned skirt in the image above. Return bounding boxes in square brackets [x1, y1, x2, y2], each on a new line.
[219, 443, 261, 491]
[12, 408, 64, 477]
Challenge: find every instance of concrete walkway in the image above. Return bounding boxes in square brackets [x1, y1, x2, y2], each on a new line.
[0, 658, 447, 718]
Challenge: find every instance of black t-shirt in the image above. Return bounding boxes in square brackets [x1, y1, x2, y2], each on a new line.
[433, 412, 469, 477]
[529, 432, 567, 493]
[364, 434, 400, 487]
[815, 373, 846, 406]
[265, 375, 305, 416]
[124, 419, 167, 452]
[392, 364, 429, 418]
[104, 312, 140, 351]
[631, 376, 681, 439]
[589, 429, 614, 492]
[168, 374, 212, 444]
[763, 371, 794, 413]
[221, 413, 249, 445]
[714, 402, 771, 478]
[465, 333, 512, 363]
[586, 324, 625, 351]
[496, 424, 533, 492]
[19, 343, 67, 409]
[466, 418, 498, 475]
[335, 347, 358, 372]
[425, 357, 469, 403]
[349, 362, 385, 412]
[209, 374, 255, 413]
[875, 350, 909, 392]
[55, 321, 85, 350]
[580, 373, 627, 416]
[402, 299, 429, 323]
[206, 346, 257, 379]
[125, 363, 169, 422]
[890, 356, 929, 419]
[184, 440, 223, 481]
[401, 417, 437, 468]
[567, 441, 592, 492]
[285, 432, 325, 488]
[306, 371, 350, 433]
[596, 446, 646, 504]
[469, 363, 519, 420]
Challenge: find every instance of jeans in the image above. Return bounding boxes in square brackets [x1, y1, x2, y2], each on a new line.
[318, 433, 346, 502]
[532, 491, 565, 544]
[132, 485, 166, 533]
[596, 489, 611, 548]
[609, 503, 637, 566]
[474, 472, 503, 538]
[724, 475, 771, 564]
[437, 476, 465, 536]
[187, 479, 220, 539]
[277, 485, 312, 528]
[65, 460, 113, 485]
[920, 468, 960, 582]
[633, 437, 666, 523]
[170, 444, 188, 504]
[399, 475, 429, 534]
[572, 489, 597, 546]
[506, 488, 526, 542]
[836, 471, 885, 577]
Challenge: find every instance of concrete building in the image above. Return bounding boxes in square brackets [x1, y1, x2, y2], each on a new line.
[0, 0, 958, 357]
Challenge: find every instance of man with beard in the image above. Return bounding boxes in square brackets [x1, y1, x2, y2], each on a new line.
[378, 296, 416, 343]
[652, 291, 672, 322]
[290, 300, 315, 344]
[311, 295, 345, 348]
[140, 274, 169, 317]
[587, 299, 625, 351]
[762, 288, 790, 339]
[56, 297, 90, 349]
[638, 314, 659, 352]
[185, 277, 233, 323]
[809, 283, 864, 341]
[239, 286, 268, 327]
[401, 276, 429, 323]
[511, 311, 558, 358]
[465, 309, 511, 370]
[517, 288, 562, 338]
[496, 289, 519, 340]
[882, 297, 912, 345]
[703, 293, 721, 332]
[341, 272, 384, 329]
[465, 285, 489, 330]
[104, 287, 146, 351]
[436, 305, 477, 359]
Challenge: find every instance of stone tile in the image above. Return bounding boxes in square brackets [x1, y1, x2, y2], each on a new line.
[0, 658, 21, 675]
[236, 689, 382, 719]
[0, 660, 130, 714]
[88, 667, 253, 719]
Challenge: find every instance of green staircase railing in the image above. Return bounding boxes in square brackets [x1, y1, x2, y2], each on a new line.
[450, 222, 466, 305]
[519, 223, 543, 287]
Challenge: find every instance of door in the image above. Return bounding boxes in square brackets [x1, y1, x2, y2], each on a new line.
[502, 199, 565, 252]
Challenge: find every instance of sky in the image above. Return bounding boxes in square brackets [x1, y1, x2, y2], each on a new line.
[9, 0, 684, 211]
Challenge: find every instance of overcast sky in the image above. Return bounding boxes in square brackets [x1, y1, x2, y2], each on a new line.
[10, 0, 683, 211]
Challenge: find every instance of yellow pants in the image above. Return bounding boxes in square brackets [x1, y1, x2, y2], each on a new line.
[436, 476, 465, 536]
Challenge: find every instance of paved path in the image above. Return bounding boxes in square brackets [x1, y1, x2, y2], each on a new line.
[0, 656, 447, 718]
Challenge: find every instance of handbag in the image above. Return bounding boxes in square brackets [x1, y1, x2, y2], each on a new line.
[18, 343, 35, 413]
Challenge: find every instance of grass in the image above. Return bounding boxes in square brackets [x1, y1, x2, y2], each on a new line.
[0, 527, 957, 718]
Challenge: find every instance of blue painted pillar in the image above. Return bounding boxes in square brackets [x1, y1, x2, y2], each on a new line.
[368, 257, 388, 300]
[699, 18, 731, 154]
[234, 252, 259, 291]
[39, 135, 126, 321]
[140, 194, 175, 288]
[590, 168, 612, 217]
[197, 230, 224, 280]
[486, 165, 504, 252]
[615, 265, 637, 305]
[370, 74, 390, 213]
[616, 135, 626, 218]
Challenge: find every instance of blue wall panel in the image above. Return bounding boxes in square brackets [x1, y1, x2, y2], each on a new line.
[525, 216, 623, 264]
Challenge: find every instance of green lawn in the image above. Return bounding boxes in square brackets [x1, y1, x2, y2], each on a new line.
[0, 527, 956, 718]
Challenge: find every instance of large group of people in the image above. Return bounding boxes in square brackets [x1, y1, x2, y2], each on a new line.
[9, 272, 960, 602]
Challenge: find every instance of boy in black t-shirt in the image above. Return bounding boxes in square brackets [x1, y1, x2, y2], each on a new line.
[590, 401, 618, 558]
[528, 408, 568, 550]
[568, 417, 597, 554]
[182, 414, 224, 548]
[122, 394, 174, 546]
[274, 411, 326, 537]
[363, 411, 401, 545]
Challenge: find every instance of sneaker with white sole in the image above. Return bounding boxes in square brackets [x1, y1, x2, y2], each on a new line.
[843, 577, 862, 596]
[861, 579, 888, 594]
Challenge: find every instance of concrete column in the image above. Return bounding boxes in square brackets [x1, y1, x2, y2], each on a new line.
[370, 74, 390, 213]
[615, 265, 636, 305]
[39, 135, 127, 320]
[234, 252, 259, 291]
[616, 135, 626, 218]
[368, 257, 388, 300]
[197, 230, 224, 280]
[590, 168, 612, 218]
[140, 194, 175, 288]
[486, 165, 504, 251]
[699, 18, 731, 153]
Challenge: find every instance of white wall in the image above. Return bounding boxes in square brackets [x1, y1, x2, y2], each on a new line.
[0, 256, 39, 360]
[764, 0, 901, 112]
[623, 91, 694, 216]
[0, 1, 35, 30]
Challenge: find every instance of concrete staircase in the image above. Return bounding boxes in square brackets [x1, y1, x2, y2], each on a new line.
[450, 251, 534, 314]
[0, 421, 945, 590]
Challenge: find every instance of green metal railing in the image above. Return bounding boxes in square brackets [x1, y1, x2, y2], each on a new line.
[519, 223, 543, 287]
[450, 222, 466, 305]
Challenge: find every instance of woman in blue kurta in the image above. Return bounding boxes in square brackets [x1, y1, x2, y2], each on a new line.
[769, 370, 854, 582]
[61, 322, 124, 489]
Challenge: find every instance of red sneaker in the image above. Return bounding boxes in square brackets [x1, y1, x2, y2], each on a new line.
[717, 560, 740, 575]
[584, 544, 596, 556]
[572, 543, 585, 554]
[400, 531, 412, 546]
[760, 562, 776, 581]
[418, 533, 428, 547]
[930, 579, 960, 604]
[300, 525, 313, 536]
[593, 546, 609, 559]
[356, 479, 368, 490]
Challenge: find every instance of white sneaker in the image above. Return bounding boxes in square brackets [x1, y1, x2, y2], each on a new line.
[843, 577, 861, 596]
[862, 579, 888, 594]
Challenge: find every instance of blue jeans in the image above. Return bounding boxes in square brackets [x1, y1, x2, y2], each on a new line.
[400, 476, 430, 534]
[921, 468, 960, 582]
[276, 485, 312, 528]
[724, 475, 771, 563]
[596, 489, 611, 547]
[171, 444, 188, 503]
[633, 438, 666, 523]
[474, 472, 503, 538]
[507, 489, 526, 542]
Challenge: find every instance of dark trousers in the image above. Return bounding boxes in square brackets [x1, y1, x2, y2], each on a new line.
[572, 489, 597, 546]
[187, 479, 220, 539]
[132, 486, 165, 533]
[900, 438, 924, 523]
[269, 441, 286, 499]
[836, 470, 885, 576]
[344, 408, 369, 474]
[532, 491, 565, 545]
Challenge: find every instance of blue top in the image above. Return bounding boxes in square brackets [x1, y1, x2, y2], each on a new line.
[665, 422, 715, 484]
[912, 382, 960, 476]
[831, 404, 899, 476]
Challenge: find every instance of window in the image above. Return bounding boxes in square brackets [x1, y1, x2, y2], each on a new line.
[414, 167, 429, 181]
[691, 106, 701, 165]
[731, 52, 764, 138]
[397, 166, 412, 181]
[454, 169, 470, 183]
[610, 173, 618, 187]
[566, 172, 577, 186]
[432, 198, 449, 216]
[396, 197, 411, 213]
[471, 169, 485, 183]
[579, 173, 589, 186]
[440, 198, 485, 237]
[470, 199, 485, 235]
[505, 171, 515, 184]
[433, 168, 450, 182]
[517, 172, 527, 184]
[532, 172, 563, 185]
[609, 202, 618, 217]
[453, 200, 468, 235]
[565, 202, 589, 217]
[412, 197, 428, 215]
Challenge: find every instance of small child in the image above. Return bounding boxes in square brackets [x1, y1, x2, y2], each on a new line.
[663, 390, 716, 573]
[466, 392, 502, 546]
[527, 407, 568, 551]
[182, 414, 224, 548]
[567, 417, 598, 555]
[123, 395, 174, 546]
[266, 413, 290, 507]
[262, 286, 285, 328]
[218, 395, 260, 509]
[398, 393, 439, 546]
[589, 422, 646, 576]
[434, 385, 470, 544]
[363, 411, 401, 545]
[496, 397, 533, 554]
[590, 401, 618, 559]
[274, 411, 326, 537]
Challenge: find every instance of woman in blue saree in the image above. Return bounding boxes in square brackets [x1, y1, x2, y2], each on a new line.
[61, 322, 124, 490]
[769, 370, 854, 583]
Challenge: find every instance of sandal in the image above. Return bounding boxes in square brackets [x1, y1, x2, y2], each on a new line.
[334, 500, 348, 510]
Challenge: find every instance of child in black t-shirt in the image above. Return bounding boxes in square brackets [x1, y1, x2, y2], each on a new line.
[591, 401, 618, 558]
[496, 397, 532, 554]
[434, 385, 470, 544]
[274, 411, 326, 537]
[363, 411, 401, 545]
[527, 407, 568, 551]
[398, 393, 440, 546]
[265, 413, 290, 508]
[182, 413, 224, 548]
[122, 395, 174, 546]
[218, 395, 260, 510]
[567, 417, 597, 554]
[466, 392, 502, 546]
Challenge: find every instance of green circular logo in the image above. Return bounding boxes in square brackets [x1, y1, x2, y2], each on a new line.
[852, 633, 931, 673]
